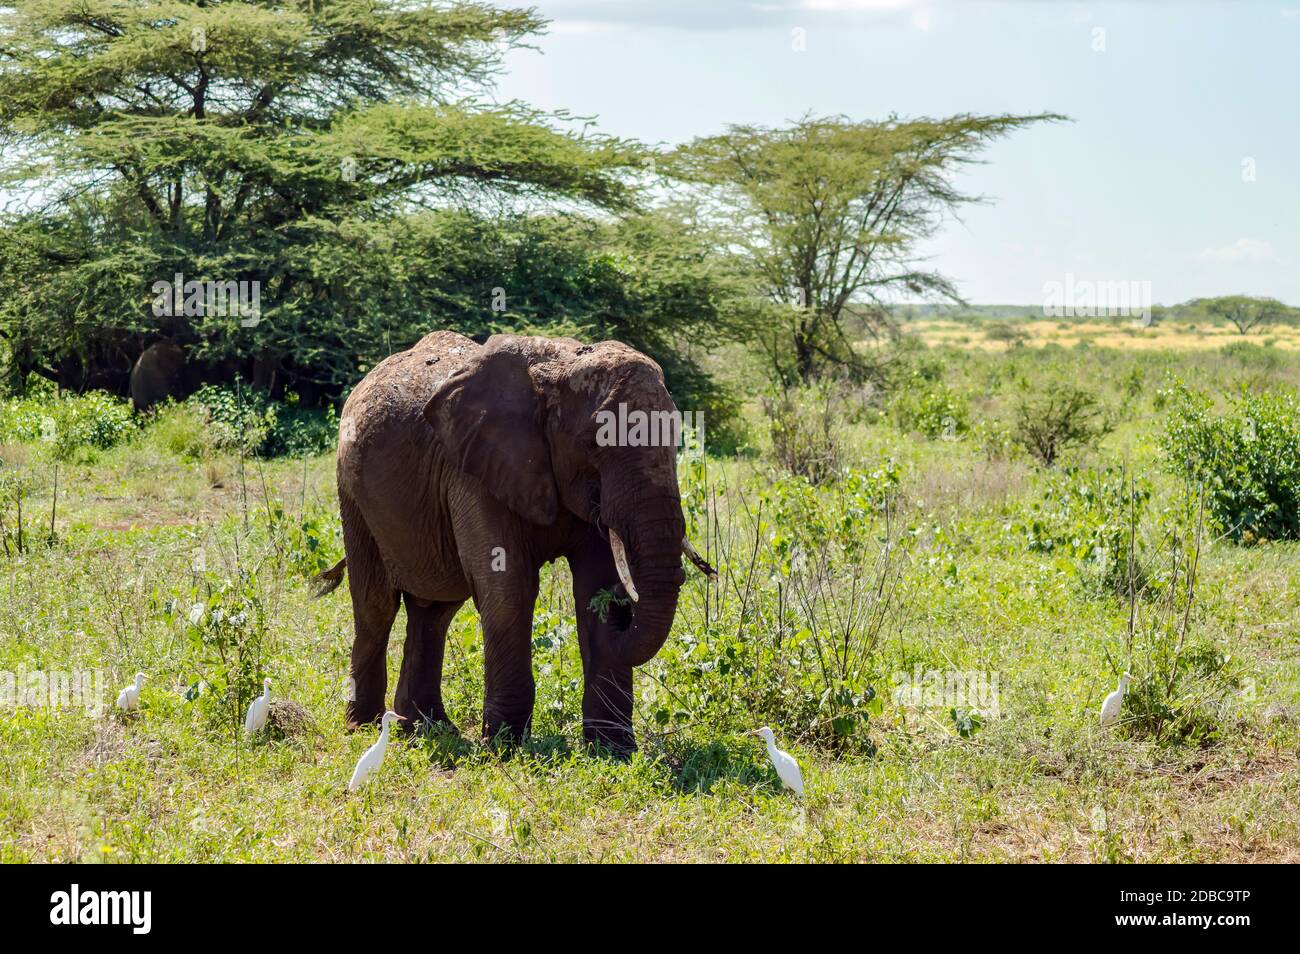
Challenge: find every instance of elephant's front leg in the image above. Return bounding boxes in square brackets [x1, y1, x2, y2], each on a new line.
[581, 662, 634, 754]
[568, 539, 636, 754]
[473, 576, 540, 744]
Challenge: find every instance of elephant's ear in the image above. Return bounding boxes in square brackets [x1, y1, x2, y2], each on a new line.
[423, 343, 559, 526]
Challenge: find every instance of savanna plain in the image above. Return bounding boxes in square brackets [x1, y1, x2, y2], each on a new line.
[2, 318, 1298, 863]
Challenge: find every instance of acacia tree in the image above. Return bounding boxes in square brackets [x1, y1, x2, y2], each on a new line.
[670, 113, 1061, 383]
[0, 0, 656, 398]
[1193, 295, 1290, 335]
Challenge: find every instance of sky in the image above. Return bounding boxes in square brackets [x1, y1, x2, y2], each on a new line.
[494, 1, 1300, 306]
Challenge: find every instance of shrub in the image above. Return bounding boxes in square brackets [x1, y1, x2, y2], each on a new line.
[188, 384, 272, 454]
[1160, 383, 1300, 542]
[143, 401, 216, 460]
[171, 573, 270, 739]
[264, 396, 338, 457]
[763, 384, 844, 485]
[1119, 365, 1145, 401]
[0, 443, 36, 555]
[1219, 340, 1282, 372]
[972, 418, 1016, 461]
[0, 386, 136, 454]
[984, 323, 1028, 349]
[188, 385, 336, 458]
[1012, 385, 1110, 466]
[1118, 505, 1243, 745]
[1123, 643, 1239, 746]
[272, 501, 344, 579]
[656, 461, 900, 753]
[891, 375, 970, 440]
[58, 392, 136, 451]
[1013, 466, 1152, 598]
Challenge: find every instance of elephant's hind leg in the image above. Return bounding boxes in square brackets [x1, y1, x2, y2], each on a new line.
[342, 492, 400, 730]
[395, 594, 463, 734]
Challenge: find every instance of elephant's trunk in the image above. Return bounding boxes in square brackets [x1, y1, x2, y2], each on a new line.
[610, 569, 681, 668]
[600, 483, 685, 669]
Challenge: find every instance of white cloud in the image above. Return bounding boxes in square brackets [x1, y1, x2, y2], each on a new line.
[803, 0, 933, 30]
[531, 1, 931, 31]
[804, 0, 915, 10]
[1196, 238, 1282, 265]
[549, 20, 629, 36]
[1068, 5, 1097, 26]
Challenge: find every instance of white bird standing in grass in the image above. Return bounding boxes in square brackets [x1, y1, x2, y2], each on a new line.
[348, 711, 398, 792]
[116, 672, 145, 712]
[244, 678, 272, 736]
[753, 726, 804, 796]
[1099, 672, 1131, 728]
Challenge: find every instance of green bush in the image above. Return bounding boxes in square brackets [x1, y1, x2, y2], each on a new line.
[265, 398, 339, 458]
[1012, 466, 1151, 597]
[1012, 385, 1110, 466]
[1219, 340, 1282, 372]
[657, 460, 899, 753]
[143, 401, 216, 461]
[890, 374, 970, 440]
[262, 500, 343, 579]
[1118, 507, 1244, 746]
[170, 572, 270, 739]
[188, 385, 336, 458]
[0, 384, 136, 454]
[763, 384, 845, 485]
[1123, 642, 1240, 746]
[972, 418, 1017, 461]
[0, 443, 41, 555]
[1161, 383, 1300, 542]
[984, 323, 1028, 349]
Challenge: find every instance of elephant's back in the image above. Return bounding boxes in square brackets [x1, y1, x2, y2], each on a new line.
[335, 331, 479, 599]
[336, 331, 479, 496]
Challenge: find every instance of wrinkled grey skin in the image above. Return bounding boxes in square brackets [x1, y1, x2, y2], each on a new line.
[328, 331, 689, 752]
[129, 340, 186, 411]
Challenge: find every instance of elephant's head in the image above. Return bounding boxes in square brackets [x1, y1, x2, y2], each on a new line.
[423, 334, 708, 668]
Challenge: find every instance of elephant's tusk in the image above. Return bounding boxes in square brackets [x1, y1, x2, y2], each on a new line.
[608, 528, 639, 603]
[682, 536, 718, 580]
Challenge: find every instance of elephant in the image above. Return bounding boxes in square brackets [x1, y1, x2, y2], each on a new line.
[129, 339, 187, 411]
[316, 331, 716, 753]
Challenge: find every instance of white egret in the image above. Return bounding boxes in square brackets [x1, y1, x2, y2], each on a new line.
[116, 672, 145, 712]
[244, 678, 272, 736]
[348, 711, 399, 792]
[753, 726, 804, 796]
[1099, 672, 1131, 728]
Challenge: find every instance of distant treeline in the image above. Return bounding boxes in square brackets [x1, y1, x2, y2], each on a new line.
[893, 300, 1300, 325]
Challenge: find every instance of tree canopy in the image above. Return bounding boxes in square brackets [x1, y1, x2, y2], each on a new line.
[1190, 296, 1294, 336]
[670, 112, 1062, 383]
[0, 1, 1082, 447]
[0, 0, 713, 401]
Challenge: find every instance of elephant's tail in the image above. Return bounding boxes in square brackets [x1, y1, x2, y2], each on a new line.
[311, 558, 347, 598]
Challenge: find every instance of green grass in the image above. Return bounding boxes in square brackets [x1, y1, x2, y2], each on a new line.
[1, 341, 1299, 862]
